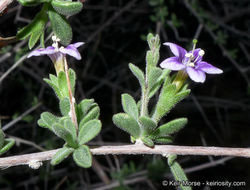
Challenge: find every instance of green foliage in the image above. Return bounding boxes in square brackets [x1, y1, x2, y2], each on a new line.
[51, 0, 83, 16]
[44, 69, 76, 100]
[112, 34, 189, 147]
[51, 146, 74, 165]
[112, 113, 141, 139]
[149, 0, 169, 24]
[168, 155, 192, 190]
[17, 3, 48, 49]
[0, 139, 15, 156]
[78, 119, 101, 145]
[38, 69, 101, 168]
[18, 0, 50, 6]
[48, 6, 73, 46]
[0, 129, 5, 149]
[147, 159, 169, 181]
[122, 94, 139, 119]
[73, 145, 92, 168]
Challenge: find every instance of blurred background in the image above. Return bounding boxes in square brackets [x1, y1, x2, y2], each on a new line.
[1, 0, 250, 189]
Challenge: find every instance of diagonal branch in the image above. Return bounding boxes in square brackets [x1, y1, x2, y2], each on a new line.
[0, 144, 250, 168]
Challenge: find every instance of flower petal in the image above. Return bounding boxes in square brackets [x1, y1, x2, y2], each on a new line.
[197, 61, 223, 74]
[72, 42, 84, 48]
[160, 57, 186, 71]
[186, 67, 206, 83]
[60, 45, 81, 60]
[163, 42, 187, 59]
[27, 46, 55, 58]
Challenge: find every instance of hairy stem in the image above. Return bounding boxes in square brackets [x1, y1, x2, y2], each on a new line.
[63, 57, 78, 132]
[1, 145, 250, 168]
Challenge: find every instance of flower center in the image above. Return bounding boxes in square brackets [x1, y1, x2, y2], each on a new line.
[52, 35, 61, 51]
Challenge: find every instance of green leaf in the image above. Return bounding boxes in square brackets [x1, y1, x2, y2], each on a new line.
[0, 130, 4, 149]
[44, 78, 62, 99]
[78, 119, 101, 145]
[48, 6, 73, 46]
[73, 145, 92, 168]
[121, 93, 138, 119]
[77, 99, 95, 121]
[168, 155, 191, 190]
[58, 71, 68, 99]
[174, 89, 191, 105]
[79, 106, 100, 131]
[17, 4, 48, 49]
[142, 137, 154, 147]
[148, 67, 162, 90]
[59, 97, 70, 116]
[112, 113, 141, 138]
[139, 116, 156, 136]
[150, 118, 187, 138]
[52, 0, 83, 16]
[152, 83, 176, 123]
[38, 112, 59, 131]
[0, 138, 15, 156]
[52, 122, 78, 148]
[60, 117, 77, 141]
[149, 69, 170, 98]
[128, 63, 145, 89]
[154, 136, 173, 144]
[51, 146, 74, 165]
[68, 69, 76, 96]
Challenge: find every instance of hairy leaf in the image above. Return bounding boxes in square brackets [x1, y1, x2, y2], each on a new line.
[0, 138, 15, 156]
[52, 0, 83, 16]
[150, 118, 187, 138]
[48, 6, 72, 45]
[142, 137, 154, 147]
[78, 119, 101, 145]
[59, 97, 70, 116]
[51, 146, 74, 165]
[139, 116, 156, 136]
[122, 93, 138, 119]
[128, 63, 145, 89]
[112, 113, 140, 138]
[38, 112, 59, 131]
[79, 106, 100, 131]
[73, 145, 92, 168]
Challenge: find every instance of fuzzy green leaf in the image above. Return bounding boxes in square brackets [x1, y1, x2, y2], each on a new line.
[122, 93, 138, 119]
[38, 112, 59, 131]
[68, 69, 76, 96]
[174, 89, 191, 104]
[139, 116, 156, 136]
[149, 69, 170, 98]
[151, 118, 187, 138]
[78, 119, 101, 145]
[79, 106, 100, 131]
[51, 146, 74, 165]
[58, 71, 68, 99]
[48, 6, 72, 45]
[59, 97, 70, 116]
[44, 78, 62, 99]
[142, 137, 154, 147]
[0, 130, 4, 149]
[52, 0, 83, 16]
[168, 155, 191, 190]
[52, 122, 78, 148]
[0, 138, 15, 156]
[18, 0, 50, 6]
[77, 99, 95, 121]
[148, 67, 162, 90]
[112, 113, 140, 138]
[152, 83, 176, 122]
[128, 63, 145, 88]
[154, 136, 173, 144]
[73, 145, 92, 168]
[17, 4, 48, 49]
[60, 117, 77, 141]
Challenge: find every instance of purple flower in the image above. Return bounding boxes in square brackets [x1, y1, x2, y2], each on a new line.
[160, 42, 223, 83]
[27, 42, 84, 60]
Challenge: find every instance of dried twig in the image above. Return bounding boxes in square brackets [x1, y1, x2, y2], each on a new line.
[0, 144, 250, 168]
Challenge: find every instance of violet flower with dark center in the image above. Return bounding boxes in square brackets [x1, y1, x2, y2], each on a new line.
[27, 35, 84, 75]
[160, 42, 223, 83]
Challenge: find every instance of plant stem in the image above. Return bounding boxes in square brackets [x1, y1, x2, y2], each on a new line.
[63, 57, 78, 132]
[1, 144, 250, 168]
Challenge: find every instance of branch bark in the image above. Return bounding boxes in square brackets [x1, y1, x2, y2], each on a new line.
[0, 144, 250, 168]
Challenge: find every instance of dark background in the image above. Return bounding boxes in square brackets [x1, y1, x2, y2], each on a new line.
[1, 0, 250, 189]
